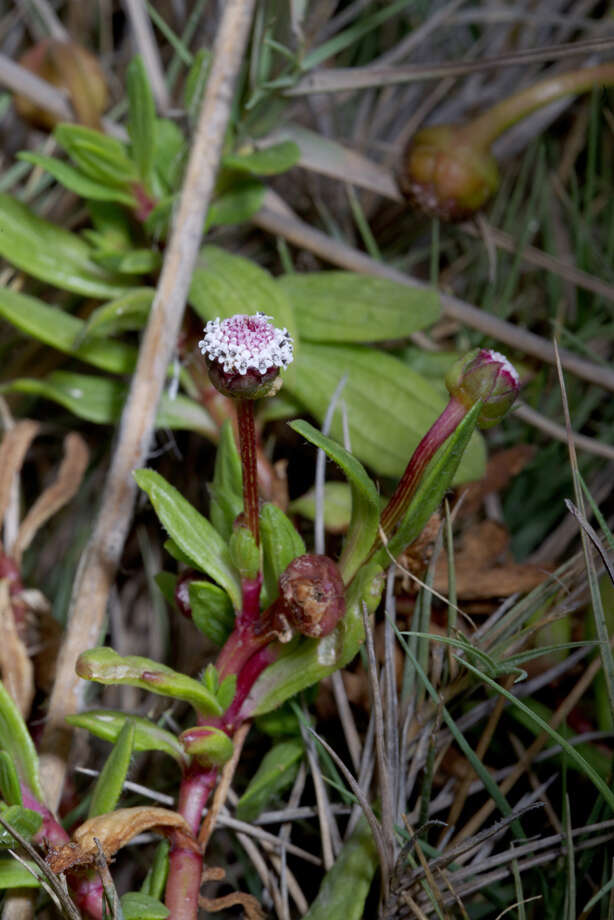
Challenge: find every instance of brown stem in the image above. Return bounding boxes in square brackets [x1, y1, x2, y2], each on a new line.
[236, 399, 259, 546]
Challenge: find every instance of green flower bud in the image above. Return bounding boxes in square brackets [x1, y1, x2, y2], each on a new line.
[445, 348, 520, 429]
[180, 726, 234, 767]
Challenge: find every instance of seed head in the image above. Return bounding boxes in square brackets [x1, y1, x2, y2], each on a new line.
[199, 312, 293, 398]
[279, 554, 346, 638]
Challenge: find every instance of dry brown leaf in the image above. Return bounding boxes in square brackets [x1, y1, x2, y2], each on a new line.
[0, 420, 40, 529]
[47, 807, 194, 873]
[203, 867, 226, 882]
[0, 580, 34, 717]
[200, 891, 265, 920]
[455, 445, 535, 516]
[434, 520, 549, 600]
[13, 433, 89, 564]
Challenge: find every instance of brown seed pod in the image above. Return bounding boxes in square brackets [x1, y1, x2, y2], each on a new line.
[279, 554, 345, 638]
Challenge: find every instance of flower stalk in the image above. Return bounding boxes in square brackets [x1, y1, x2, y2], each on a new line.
[236, 399, 260, 544]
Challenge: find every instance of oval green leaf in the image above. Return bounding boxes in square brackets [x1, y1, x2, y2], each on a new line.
[66, 710, 185, 763]
[236, 738, 303, 822]
[133, 469, 241, 609]
[0, 194, 131, 298]
[77, 647, 223, 716]
[279, 271, 440, 343]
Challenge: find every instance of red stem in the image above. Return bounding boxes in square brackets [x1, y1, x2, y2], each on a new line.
[379, 397, 467, 537]
[237, 399, 259, 545]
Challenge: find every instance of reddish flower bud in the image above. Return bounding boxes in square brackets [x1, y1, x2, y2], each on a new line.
[279, 555, 345, 638]
[445, 348, 520, 429]
[199, 313, 293, 399]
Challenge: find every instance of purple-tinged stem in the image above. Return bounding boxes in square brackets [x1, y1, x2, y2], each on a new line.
[380, 397, 467, 537]
[237, 399, 260, 545]
[165, 767, 217, 920]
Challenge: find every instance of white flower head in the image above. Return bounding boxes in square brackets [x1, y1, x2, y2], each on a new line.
[198, 313, 293, 376]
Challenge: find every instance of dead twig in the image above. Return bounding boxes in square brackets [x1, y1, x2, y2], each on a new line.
[39, 0, 257, 812]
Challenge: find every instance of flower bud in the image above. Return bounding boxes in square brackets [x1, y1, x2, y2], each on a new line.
[180, 726, 234, 767]
[445, 348, 519, 429]
[15, 39, 108, 130]
[400, 125, 499, 221]
[279, 555, 345, 639]
[199, 313, 293, 399]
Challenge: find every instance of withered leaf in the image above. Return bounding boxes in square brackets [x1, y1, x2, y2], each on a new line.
[47, 807, 194, 873]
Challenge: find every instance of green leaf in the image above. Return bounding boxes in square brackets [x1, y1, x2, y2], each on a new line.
[77, 647, 223, 716]
[222, 141, 300, 175]
[0, 194, 131, 298]
[93, 248, 161, 275]
[0, 807, 42, 847]
[279, 272, 440, 342]
[260, 503, 306, 609]
[88, 720, 135, 818]
[184, 50, 211, 125]
[190, 246, 297, 362]
[302, 817, 377, 920]
[121, 892, 169, 920]
[140, 840, 169, 900]
[209, 420, 243, 540]
[188, 581, 235, 647]
[181, 726, 233, 766]
[0, 752, 21, 806]
[205, 176, 264, 229]
[126, 56, 156, 188]
[285, 343, 484, 481]
[378, 401, 482, 562]
[290, 420, 380, 583]
[153, 119, 186, 194]
[66, 710, 185, 763]
[236, 739, 303, 822]
[55, 124, 138, 187]
[289, 482, 353, 533]
[0, 682, 42, 799]
[3, 372, 216, 437]
[77, 288, 154, 341]
[134, 469, 241, 609]
[0, 288, 137, 374]
[17, 152, 136, 205]
[0, 857, 41, 888]
[248, 562, 384, 717]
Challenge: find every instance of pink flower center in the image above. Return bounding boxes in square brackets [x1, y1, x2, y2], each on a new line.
[199, 313, 293, 376]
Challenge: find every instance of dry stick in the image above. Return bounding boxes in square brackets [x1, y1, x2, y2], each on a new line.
[122, 0, 171, 113]
[198, 722, 250, 852]
[19, 0, 68, 40]
[253, 195, 614, 393]
[38, 0, 257, 813]
[449, 645, 610, 849]
[509, 734, 562, 835]
[0, 53, 73, 120]
[513, 401, 614, 461]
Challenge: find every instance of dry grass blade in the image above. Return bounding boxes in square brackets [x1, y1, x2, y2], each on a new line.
[553, 340, 614, 720]
[13, 432, 89, 565]
[0, 420, 39, 531]
[306, 723, 390, 888]
[287, 36, 614, 95]
[513, 402, 614, 461]
[39, 0, 258, 813]
[199, 722, 250, 851]
[0, 813, 80, 920]
[122, 0, 170, 112]
[0, 54, 73, 122]
[362, 602, 395, 875]
[565, 500, 614, 585]
[0, 580, 33, 718]
[254, 194, 614, 392]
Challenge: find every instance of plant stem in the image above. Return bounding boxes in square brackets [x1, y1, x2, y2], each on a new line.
[236, 399, 260, 545]
[379, 397, 467, 537]
[465, 62, 614, 149]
